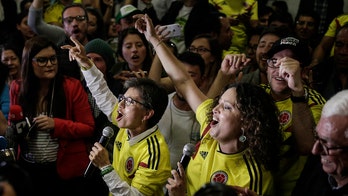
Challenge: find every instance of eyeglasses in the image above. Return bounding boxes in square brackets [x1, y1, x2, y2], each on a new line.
[32, 55, 58, 67]
[315, 136, 348, 155]
[118, 94, 151, 109]
[296, 21, 315, 28]
[266, 58, 280, 68]
[63, 15, 87, 24]
[188, 46, 211, 54]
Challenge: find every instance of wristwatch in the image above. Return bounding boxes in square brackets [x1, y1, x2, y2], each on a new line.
[291, 88, 309, 103]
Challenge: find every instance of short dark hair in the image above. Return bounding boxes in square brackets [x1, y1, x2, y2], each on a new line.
[62, 4, 88, 23]
[178, 51, 205, 76]
[124, 78, 168, 128]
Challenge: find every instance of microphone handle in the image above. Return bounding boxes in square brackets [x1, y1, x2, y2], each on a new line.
[84, 136, 110, 178]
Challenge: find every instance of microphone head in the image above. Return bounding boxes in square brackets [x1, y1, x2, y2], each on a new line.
[102, 126, 114, 138]
[183, 143, 195, 157]
[9, 105, 24, 121]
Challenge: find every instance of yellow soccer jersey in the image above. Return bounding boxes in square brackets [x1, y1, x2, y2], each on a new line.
[324, 14, 348, 56]
[44, 0, 82, 25]
[187, 99, 275, 196]
[209, 0, 258, 55]
[111, 105, 171, 195]
[261, 85, 326, 196]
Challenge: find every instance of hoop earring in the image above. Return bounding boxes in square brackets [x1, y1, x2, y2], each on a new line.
[239, 128, 246, 143]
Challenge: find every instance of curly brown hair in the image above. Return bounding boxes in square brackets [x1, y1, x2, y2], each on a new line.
[208, 82, 283, 171]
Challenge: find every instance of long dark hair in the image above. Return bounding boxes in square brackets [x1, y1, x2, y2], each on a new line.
[19, 36, 66, 119]
[209, 83, 283, 171]
[117, 28, 153, 72]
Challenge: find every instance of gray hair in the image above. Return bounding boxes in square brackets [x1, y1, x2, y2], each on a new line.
[322, 90, 348, 117]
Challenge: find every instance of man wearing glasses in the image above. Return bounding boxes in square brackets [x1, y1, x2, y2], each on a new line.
[293, 90, 348, 195]
[28, 0, 89, 79]
[312, 90, 348, 194]
[261, 36, 326, 195]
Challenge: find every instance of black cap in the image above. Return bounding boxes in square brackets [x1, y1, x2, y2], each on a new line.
[265, 36, 310, 67]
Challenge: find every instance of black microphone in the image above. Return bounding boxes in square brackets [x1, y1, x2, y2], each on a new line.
[165, 143, 196, 196]
[84, 126, 114, 178]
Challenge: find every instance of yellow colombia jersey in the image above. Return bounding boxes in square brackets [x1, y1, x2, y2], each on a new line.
[187, 99, 275, 196]
[209, 0, 258, 55]
[44, 0, 82, 24]
[110, 105, 171, 195]
[261, 84, 326, 196]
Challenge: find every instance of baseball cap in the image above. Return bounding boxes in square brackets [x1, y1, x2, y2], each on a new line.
[265, 36, 310, 67]
[115, 5, 142, 23]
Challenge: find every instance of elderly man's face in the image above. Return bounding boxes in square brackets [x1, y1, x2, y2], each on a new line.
[312, 115, 348, 178]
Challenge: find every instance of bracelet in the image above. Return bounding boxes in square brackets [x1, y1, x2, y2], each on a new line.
[100, 165, 114, 176]
[155, 40, 164, 50]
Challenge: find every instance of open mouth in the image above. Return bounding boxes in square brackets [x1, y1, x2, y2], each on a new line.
[274, 76, 285, 81]
[116, 111, 123, 122]
[131, 55, 139, 60]
[72, 29, 80, 34]
[210, 117, 219, 127]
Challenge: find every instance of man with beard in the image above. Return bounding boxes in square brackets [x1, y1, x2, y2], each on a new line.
[239, 26, 288, 85]
[261, 36, 326, 195]
[28, 0, 89, 79]
[312, 24, 348, 100]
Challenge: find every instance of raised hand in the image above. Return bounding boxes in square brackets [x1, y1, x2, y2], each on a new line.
[61, 36, 94, 69]
[221, 54, 251, 76]
[166, 162, 187, 196]
[277, 57, 304, 93]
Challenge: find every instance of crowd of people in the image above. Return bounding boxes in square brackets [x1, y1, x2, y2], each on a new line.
[0, 0, 348, 195]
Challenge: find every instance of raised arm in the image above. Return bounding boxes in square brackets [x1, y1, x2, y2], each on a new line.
[28, 0, 66, 44]
[135, 14, 206, 112]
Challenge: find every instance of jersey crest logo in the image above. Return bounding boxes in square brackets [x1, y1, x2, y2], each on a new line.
[115, 141, 122, 151]
[200, 151, 208, 159]
[278, 110, 291, 126]
[125, 157, 134, 173]
[211, 171, 228, 184]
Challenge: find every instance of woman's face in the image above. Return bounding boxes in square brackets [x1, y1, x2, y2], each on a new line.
[210, 88, 242, 142]
[121, 34, 147, 71]
[32, 47, 58, 80]
[189, 38, 215, 68]
[16, 15, 36, 40]
[116, 87, 149, 131]
[1, 49, 20, 79]
[87, 12, 97, 36]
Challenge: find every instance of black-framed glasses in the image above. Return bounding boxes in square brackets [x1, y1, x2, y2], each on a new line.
[118, 94, 151, 109]
[32, 55, 58, 67]
[63, 15, 87, 24]
[188, 46, 211, 54]
[266, 58, 280, 68]
[315, 136, 348, 155]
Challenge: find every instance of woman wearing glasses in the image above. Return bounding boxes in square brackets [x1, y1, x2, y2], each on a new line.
[10, 36, 95, 196]
[62, 36, 171, 195]
[187, 34, 222, 94]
